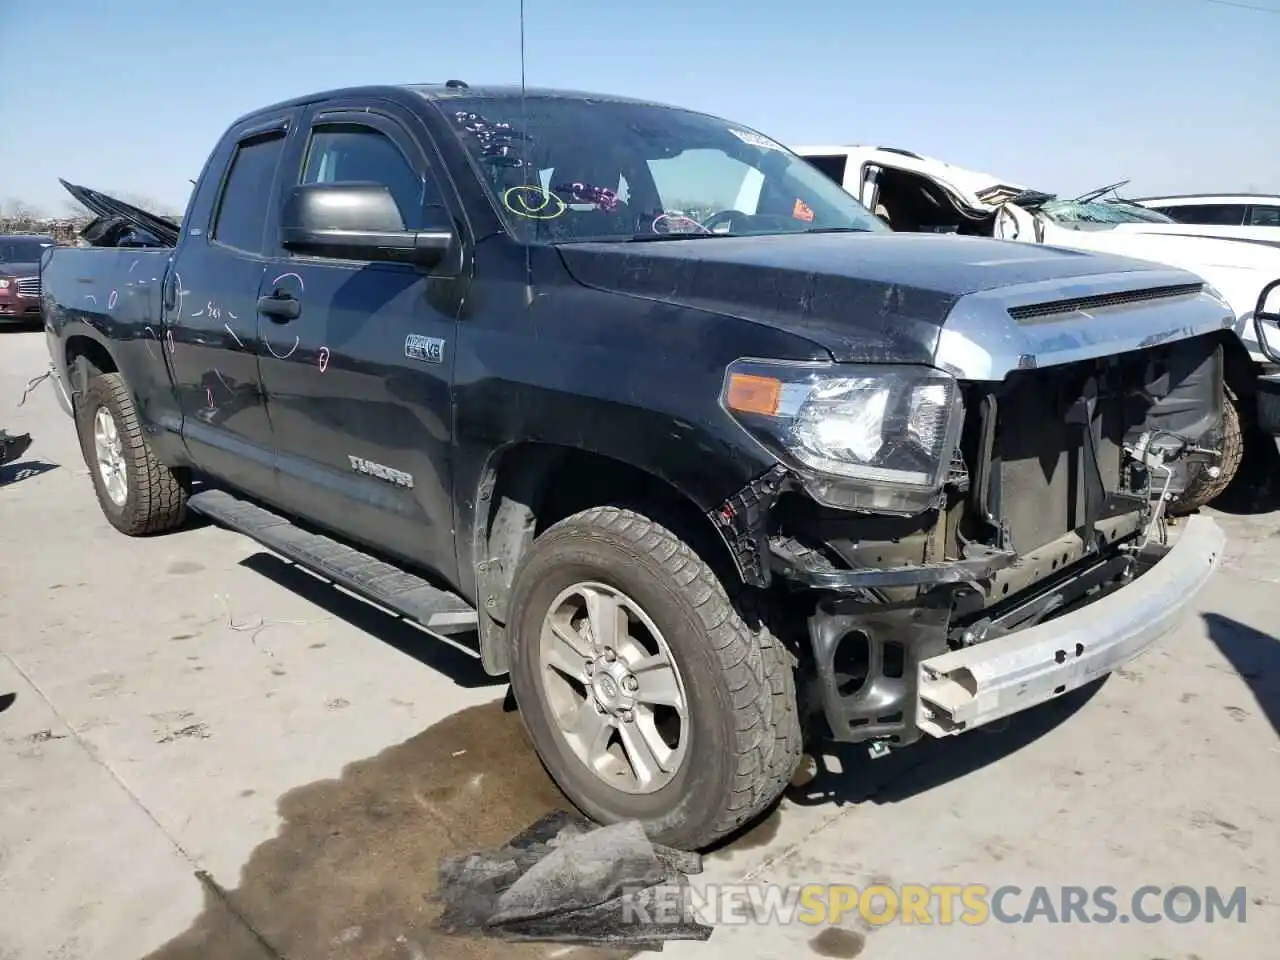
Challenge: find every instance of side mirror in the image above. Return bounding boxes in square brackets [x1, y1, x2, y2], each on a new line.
[280, 182, 455, 267]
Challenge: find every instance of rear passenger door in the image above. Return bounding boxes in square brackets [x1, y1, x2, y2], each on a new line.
[256, 100, 470, 582]
[167, 111, 299, 504]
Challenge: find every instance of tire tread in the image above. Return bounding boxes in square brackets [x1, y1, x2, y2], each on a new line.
[80, 372, 187, 535]
[544, 505, 802, 848]
[1168, 386, 1245, 515]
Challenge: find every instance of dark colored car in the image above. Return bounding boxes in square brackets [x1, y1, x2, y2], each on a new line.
[39, 82, 1228, 851]
[0, 234, 55, 323]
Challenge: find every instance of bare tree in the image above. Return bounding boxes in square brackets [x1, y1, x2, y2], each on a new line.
[117, 191, 162, 211]
[116, 191, 183, 221]
[1, 198, 41, 221]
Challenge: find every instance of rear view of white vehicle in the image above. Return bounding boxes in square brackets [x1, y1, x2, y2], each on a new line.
[793, 145, 1280, 507]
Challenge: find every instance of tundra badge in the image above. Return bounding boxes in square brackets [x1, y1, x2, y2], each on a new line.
[405, 334, 445, 364]
[348, 455, 415, 489]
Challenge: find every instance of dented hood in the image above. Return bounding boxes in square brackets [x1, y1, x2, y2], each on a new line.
[60, 179, 180, 247]
[556, 231, 1195, 365]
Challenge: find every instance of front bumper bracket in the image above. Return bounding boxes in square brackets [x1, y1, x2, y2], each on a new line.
[916, 514, 1225, 736]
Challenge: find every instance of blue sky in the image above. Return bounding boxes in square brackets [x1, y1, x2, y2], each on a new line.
[2, 0, 1276, 215]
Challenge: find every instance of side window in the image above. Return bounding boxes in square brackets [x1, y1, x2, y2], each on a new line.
[803, 154, 849, 188]
[211, 132, 287, 253]
[1161, 204, 1246, 226]
[300, 125, 435, 229]
[1248, 205, 1280, 227]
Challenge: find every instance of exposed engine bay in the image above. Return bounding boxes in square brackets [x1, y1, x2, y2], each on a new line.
[715, 330, 1230, 748]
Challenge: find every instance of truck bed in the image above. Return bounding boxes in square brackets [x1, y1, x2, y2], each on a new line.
[42, 246, 176, 424]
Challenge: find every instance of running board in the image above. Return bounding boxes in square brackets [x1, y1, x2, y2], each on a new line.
[187, 489, 478, 636]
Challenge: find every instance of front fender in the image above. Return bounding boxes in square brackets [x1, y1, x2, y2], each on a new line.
[456, 395, 780, 598]
[456, 428, 780, 679]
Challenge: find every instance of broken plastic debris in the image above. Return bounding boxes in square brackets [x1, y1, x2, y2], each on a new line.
[0, 431, 33, 468]
[433, 809, 713, 949]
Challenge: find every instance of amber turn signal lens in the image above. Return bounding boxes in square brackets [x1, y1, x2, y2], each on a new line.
[726, 373, 783, 416]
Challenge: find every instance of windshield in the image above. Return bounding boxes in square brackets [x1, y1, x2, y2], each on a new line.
[1039, 200, 1175, 226]
[441, 95, 888, 242]
[0, 238, 54, 263]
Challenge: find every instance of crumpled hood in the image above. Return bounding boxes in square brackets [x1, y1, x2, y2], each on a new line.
[557, 231, 1209, 365]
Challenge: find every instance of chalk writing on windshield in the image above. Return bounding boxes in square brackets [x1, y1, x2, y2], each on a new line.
[503, 185, 567, 221]
[554, 182, 620, 212]
[454, 111, 531, 169]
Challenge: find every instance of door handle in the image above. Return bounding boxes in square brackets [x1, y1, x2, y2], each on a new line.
[258, 292, 301, 322]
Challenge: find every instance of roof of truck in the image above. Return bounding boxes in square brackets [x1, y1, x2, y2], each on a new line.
[234, 82, 710, 129]
[407, 82, 682, 107]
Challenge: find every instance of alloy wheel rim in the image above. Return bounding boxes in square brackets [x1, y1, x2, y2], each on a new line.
[92, 407, 127, 506]
[538, 581, 690, 795]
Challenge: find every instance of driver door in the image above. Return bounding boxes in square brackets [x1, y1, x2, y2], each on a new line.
[256, 102, 469, 582]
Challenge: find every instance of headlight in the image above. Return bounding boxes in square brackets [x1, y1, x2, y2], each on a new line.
[721, 358, 964, 515]
[0, 279, 10, 289]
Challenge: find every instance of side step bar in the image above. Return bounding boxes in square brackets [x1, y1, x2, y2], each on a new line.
[187, 489, 478, 636]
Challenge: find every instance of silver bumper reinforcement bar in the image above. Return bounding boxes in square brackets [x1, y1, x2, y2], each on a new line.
[917, 514, 1225, 737]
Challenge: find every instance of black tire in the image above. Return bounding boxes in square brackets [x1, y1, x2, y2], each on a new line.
[1167, 386, 1244, 515]
[506, 506, 802, 851]
[76, 372, 188, 535]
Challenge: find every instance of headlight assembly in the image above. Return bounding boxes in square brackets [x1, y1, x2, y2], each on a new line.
[721, 358, 964, 515]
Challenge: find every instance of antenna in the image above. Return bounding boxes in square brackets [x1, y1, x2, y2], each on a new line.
[520, 0, 533, 305]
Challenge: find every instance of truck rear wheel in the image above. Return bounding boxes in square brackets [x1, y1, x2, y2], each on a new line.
[1168, 386, 1244, 515]
[76, 372, 188, 536]
[506, 505, 802, 851]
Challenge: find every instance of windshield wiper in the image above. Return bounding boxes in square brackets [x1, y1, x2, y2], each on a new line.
[1074, 179, 1131, 204]
[621, 225, 875, 242]
[625, 232, 728, 242]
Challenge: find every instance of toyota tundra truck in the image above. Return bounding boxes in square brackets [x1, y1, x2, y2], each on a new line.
[39, 81, 1228, 851]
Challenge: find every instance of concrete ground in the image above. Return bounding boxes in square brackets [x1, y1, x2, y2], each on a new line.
[1, 324, 1277, 960]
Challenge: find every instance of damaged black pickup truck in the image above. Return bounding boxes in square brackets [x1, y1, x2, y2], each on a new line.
[40, 82, 1228, 850]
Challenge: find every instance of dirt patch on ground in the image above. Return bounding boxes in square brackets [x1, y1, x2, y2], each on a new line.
[144, 699, 631, 960]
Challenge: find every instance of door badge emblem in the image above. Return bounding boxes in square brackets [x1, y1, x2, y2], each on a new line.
[405, 334, 445, 364]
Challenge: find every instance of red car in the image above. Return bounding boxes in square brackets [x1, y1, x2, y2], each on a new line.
[0, 234, 55, 324]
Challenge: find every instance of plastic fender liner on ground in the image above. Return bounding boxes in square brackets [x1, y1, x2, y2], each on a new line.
[433, 810, 714, 949]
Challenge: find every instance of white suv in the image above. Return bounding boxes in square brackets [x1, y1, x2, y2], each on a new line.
[1130, 194, 1280, 244]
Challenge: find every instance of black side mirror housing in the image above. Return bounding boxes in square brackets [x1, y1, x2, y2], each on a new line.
[280, 182, 456, 267]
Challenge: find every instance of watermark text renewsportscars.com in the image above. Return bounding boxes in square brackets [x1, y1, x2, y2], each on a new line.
[622, 883, 1250, 927]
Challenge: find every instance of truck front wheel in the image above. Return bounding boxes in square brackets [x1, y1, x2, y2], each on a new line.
[506, 505, 802, 851]
[76, 372, 188, 536]
[1167, 385, 1244, 515]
